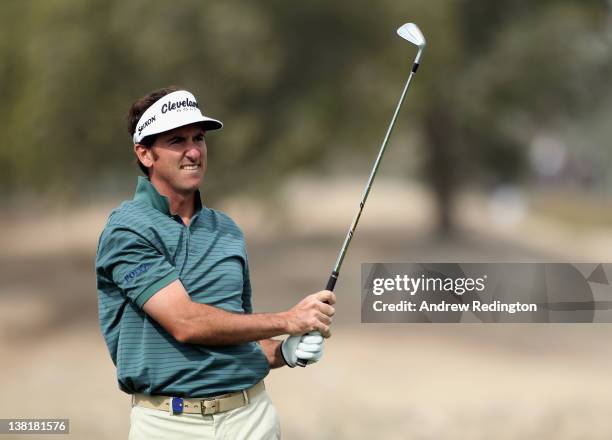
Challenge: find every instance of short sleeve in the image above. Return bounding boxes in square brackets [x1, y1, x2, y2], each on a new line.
[96, 226, 179, 309]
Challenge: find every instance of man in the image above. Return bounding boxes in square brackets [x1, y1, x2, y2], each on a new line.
[95, 87, 335, 440]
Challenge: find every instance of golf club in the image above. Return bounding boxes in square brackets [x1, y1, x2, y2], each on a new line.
[297, 22, 426, 367]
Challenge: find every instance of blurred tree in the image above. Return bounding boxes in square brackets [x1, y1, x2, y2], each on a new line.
[0, 0, 610, 235]
[421, 0, 612, 233]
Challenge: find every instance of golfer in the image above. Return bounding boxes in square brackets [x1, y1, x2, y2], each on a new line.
[95, 87, 335, 439]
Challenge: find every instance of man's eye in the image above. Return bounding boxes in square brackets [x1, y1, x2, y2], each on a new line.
[195, 135, 204, 142]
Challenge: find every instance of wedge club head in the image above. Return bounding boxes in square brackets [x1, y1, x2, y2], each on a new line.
[397, 23, 426, 48]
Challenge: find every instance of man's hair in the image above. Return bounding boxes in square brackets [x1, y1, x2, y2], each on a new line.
[127, 86, 181, 176]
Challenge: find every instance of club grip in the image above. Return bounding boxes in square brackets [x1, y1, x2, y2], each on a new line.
[326, 270, 339, 292]
[296, 271, 340, 367]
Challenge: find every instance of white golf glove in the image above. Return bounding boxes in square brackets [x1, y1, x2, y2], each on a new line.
[280, 333, 324, 368]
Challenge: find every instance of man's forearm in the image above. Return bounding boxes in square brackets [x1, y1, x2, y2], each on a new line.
[142, 279, 333, 346]
[177, 302, 289, 345]
[259, 339, 286, 368]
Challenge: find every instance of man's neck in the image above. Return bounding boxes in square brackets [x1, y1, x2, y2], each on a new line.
[150, 177, 197, 225]
[168, 193, 195, 225]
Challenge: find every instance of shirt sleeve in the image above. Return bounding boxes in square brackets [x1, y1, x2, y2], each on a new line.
[96, 225, 180, 309]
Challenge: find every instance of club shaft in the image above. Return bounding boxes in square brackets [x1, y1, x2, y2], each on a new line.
[332, 51, 422, 276]
[296, 49, 423, 368]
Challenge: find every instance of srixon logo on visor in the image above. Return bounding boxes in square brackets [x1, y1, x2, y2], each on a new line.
[161, 97, 199, 114]
[137, 115, 156, 136]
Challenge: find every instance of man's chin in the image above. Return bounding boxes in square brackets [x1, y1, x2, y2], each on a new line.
[177, 177, 203, 194]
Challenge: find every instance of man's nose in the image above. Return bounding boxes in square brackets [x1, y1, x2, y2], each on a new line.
[185, 143, 202, 159]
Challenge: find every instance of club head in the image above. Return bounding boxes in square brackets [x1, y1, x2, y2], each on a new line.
[397, 23, 426, 49]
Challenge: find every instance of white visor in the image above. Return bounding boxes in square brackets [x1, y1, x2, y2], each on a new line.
[132, 90, 223, 144]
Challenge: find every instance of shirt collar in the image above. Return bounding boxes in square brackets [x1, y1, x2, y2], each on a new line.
[133, 176, 203, 216]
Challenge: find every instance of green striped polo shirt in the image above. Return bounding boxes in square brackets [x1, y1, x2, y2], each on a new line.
[95, 177, 269, 397]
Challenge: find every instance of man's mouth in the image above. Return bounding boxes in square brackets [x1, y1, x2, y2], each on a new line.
[180, 163, 201, 170]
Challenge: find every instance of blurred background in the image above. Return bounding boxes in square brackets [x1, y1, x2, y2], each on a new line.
[2, 0, 612, 438]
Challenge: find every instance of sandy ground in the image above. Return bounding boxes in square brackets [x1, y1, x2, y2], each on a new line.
[1, 178, 612, 439]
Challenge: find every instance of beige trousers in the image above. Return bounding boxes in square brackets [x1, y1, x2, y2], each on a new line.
[129, 390, 281, 440]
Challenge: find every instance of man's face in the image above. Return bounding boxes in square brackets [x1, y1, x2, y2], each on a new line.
[139, 123, 207, 196]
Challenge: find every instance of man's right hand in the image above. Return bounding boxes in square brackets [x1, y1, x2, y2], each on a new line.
[282, 290, 336, 338]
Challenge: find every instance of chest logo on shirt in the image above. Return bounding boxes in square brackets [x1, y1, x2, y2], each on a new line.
[124, 263, 152, 284]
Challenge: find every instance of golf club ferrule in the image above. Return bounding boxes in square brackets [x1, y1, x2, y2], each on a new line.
[414, 48, 424, 65]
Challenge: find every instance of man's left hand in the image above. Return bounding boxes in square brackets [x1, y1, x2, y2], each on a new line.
[280, 333, 324, 367]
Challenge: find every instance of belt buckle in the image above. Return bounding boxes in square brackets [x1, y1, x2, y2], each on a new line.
[200, 398, 219, 415]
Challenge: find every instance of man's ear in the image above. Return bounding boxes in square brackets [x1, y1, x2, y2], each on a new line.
[134, 144, 154, 169]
